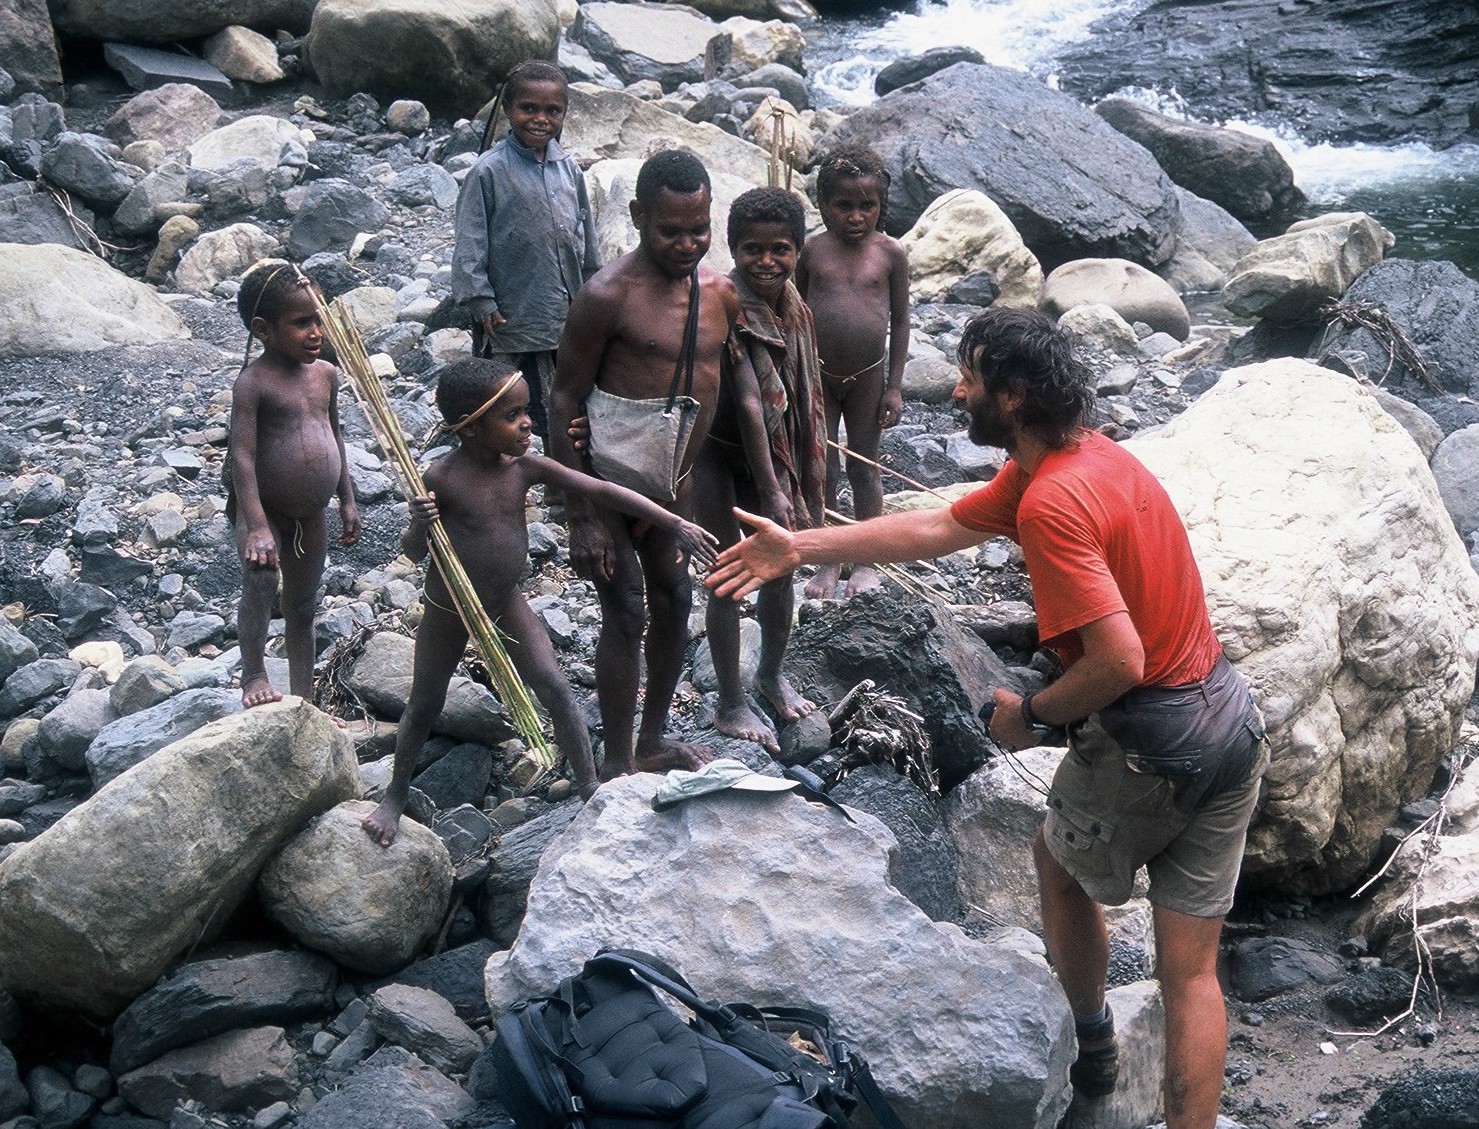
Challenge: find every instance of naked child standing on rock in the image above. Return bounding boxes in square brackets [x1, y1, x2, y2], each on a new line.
[228, 259, 360, 710]
[549, 149, 744, 778]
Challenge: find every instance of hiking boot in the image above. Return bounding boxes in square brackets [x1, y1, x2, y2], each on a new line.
[1069, 1005, 1119, 1100]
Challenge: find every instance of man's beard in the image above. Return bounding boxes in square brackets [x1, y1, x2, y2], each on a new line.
[968, 401, 1013, 450]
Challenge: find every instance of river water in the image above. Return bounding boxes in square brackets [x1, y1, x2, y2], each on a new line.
[804, 0, 1479, 278]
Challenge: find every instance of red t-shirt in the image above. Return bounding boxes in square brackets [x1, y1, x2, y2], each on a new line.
[950, 430, 1221, 687]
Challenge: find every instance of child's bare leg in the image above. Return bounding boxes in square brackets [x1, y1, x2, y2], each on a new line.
[497, 596, 599, 799]
[274, 510, 329, 699]
[804, 389, 846, 600]
[754, 575, 815, 721]
[363, 600, 466, 846]
[633, 528, 709, 772]
[696, 458, 778, 751]
[236, 520, 284, 709]
[840, 368, 886, 597]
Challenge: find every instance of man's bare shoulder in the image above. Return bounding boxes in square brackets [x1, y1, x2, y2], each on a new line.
[700, 267, 742, 320]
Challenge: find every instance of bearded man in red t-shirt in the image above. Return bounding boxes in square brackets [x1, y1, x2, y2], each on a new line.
[707, 306, 1268, 1129]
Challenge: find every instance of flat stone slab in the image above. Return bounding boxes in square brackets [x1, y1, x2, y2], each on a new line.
[104, 43, 234, 95]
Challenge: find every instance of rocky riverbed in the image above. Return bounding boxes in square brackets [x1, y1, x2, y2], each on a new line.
[3, 3, 1479, 1127]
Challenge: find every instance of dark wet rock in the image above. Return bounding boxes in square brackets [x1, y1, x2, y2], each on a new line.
[1228, 936, 1347, 1002]
[110, 949, 338, 1074]
[0, 619, 40, 685]
[1094, 96, 1304, 225]
[39, 132, 135, 209]
[1058, 0, 1479, 149]
[1324, 966, 1418, 1026]
[0, 658, 82, 717]
[296, 1045, 474, 1129]
[286, 177, 391, 260]
[0, 188, 95, 250]
[480, 800, 582, 946]
[372, 939, 499, 1025]
[1360, 1068, 1479, 1129]
[0, 1042, 25, 1120]
[786, 587, 1020, 789]
[819, 62, 1181, 269]
[25, 1064, 93, 1128]
[79, 545, 154, 590]
[1311, 258, 1479, 406]
[874, 45, 985, 96]
[85, 687, 240, 788]
[432, 803, 496, 864]
[830, 764, 962, 922]
[411, 742, 492, 811]
[51, 579, 118, 640]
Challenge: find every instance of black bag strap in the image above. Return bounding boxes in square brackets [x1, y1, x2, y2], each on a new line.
[506, 1005, 590, 1129]
[667, 268, 700, 411]
[837, 1046, 908, 1129]
[589, 949, 714, 1016]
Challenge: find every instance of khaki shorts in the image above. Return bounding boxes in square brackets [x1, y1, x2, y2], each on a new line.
[1043, 714, 1269, 918]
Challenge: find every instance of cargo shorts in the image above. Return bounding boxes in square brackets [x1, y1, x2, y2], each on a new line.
[1042, 664, 1269, 918]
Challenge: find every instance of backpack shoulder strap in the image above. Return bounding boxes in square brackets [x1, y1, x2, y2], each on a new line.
[837, 1045, 908, 1129]
[498, 1005, 590, 1129]
[588, 948, 714, 1014]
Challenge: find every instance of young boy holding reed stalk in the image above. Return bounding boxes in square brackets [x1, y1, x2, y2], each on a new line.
[362, 358, 716, 846]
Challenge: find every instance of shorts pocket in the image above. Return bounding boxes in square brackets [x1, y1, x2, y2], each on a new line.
[1045, 793, 1115, 879]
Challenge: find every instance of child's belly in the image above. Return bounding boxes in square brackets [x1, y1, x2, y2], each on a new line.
[254, 421, 342, 518]
[810, 296, 889, 372]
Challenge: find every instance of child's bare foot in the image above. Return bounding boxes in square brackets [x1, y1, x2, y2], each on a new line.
[242, 676, 282, 709]
[714, 701, 779, 753]
[804, 563, 842, 600]
[361, 796, 406, 847]
[844, 564, 882, 597]
[755, 673, 817, 723]
[633, 738, 712, 773]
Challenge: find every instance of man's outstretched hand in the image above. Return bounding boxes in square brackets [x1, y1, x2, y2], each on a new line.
[705, 508, 800, 600]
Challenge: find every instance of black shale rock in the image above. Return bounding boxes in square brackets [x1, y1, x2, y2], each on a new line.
[110, 948, 338, 1074]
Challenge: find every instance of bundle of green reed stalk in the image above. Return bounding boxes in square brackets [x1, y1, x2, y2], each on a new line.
[314, 295, 556, 774]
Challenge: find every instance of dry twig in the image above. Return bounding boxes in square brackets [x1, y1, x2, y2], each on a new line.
[1318, 299, 1440, 393]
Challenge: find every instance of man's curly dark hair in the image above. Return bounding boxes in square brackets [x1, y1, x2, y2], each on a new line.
[957, 307, 1097, 449]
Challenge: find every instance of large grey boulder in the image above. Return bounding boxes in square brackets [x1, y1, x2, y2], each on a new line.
[0, 242, 188, 358]
[367, 983, 483, 1075]
[85, 687, 240, 788]
[37, 688, 118, 773]
[188, 115, 305, 173]
[297, 1046, 474, 1129]
[0, 190, 95, 251]
[111, 949, 338, 1074]
[485, 775, 1075, 1129]
[305, 0, 559, 116]
[1158, 187, 1257, 295]
[946, 746, 1064, 930]
[259, 800, 453, 975]
[817, 62, 1181, 269]
[566, 83, 775, 188]
[286, 178, 391, 260]
[900, 187, 1043, 309]
[40, 132, 137, 209]
[1431, 425, 1479, 540]
[175, 222, 281, 297]
[1, 0, 63, 101]
[1094, 97, 1304, 224]
[1222, 212, 1394, 325]
[1041, 258, 1190, 340]
[0, 700, 359, 1018]
[0, 620, 40, 686]
[50, 0, 315, 42]
[572, 2, 718, 90]
[1129, 362, 1479, 893]
[106, 84, 225, 151]
[1360, 832, 1479, 989]
[116, 1025, 299, 1118]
